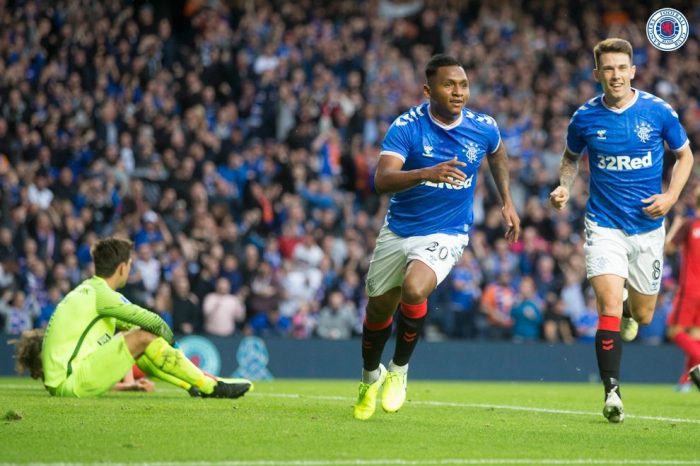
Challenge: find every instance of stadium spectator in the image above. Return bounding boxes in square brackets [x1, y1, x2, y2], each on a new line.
[203, 277, 246, 337]
[1, 290, 40, 335]
[246, 261, 281, 320]
[542, 294, 575, 345]
[247, 308, 292, 338]
[445, 250, 482, 339]
[220, 253, 243, 293]
[480, 272, 516, 340]
[131, 243, 161, 298]
[510, 277, 544, 343]
[36, 286, 62, 329]
[152, 283, 174, 330]
[27, 170, 53, 210]
[291, 302, 317, 339]
[316, 290, 358, 340]
[134, 211, 172, 252]
[574, 292, 599, 343]
[171, 275, 202, 335]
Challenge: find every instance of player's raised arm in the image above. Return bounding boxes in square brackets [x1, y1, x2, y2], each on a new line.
[487, 142, 520, 243]
[641, 144, 694, 219]
[549, 147, 580, 211]
[373, 154, 466, 195]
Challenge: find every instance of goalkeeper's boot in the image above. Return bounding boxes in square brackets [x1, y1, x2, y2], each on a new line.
[202, 370, 255, 393]
[620, 288, 638, 342]
[200, 378, 253, 399]
[603, 389, 624, 423]
[215, 376, 255, 393]
[353, 364, 387, 420]
[689, 365, 700, 391]
[381, 367, 408, 413]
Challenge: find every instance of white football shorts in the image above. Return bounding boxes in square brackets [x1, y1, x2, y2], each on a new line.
[365, 225, 469, 297]
[583, 217, 665, 295]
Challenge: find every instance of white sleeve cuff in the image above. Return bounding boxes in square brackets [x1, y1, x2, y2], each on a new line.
[380, 151, 406, 161]
[671, 139, 690, 153]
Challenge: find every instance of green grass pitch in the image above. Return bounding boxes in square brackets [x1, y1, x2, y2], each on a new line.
[1, 377, 700, 465]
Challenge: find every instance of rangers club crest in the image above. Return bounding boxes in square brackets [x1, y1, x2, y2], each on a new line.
[178, 335, 222, 376]
[635, 122, 652, 143]
[646, 8, 689, 51]
[464, 142, 479, 163]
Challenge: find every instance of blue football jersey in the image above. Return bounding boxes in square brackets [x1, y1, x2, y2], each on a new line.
[566, 90, 689, 234]
[380, 103, 501, 237]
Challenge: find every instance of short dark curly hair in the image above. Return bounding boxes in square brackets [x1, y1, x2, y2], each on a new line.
[425, 54, 463, 81]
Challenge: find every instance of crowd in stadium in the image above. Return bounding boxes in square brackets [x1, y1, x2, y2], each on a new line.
[0, 0, 699, 344]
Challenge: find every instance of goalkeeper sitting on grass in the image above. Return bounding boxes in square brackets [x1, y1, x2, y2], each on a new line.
[12, 237, 251, 399]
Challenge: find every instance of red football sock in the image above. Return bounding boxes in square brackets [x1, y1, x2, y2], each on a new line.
[596, 315, 622, 398]
[362, 316, 393, 372]
[673, 332, 700, 361]
[391, 301, 428, 366]
[680, 356, 693, 384]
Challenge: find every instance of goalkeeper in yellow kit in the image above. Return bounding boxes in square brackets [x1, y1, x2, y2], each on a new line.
[24, 237, 251, 398]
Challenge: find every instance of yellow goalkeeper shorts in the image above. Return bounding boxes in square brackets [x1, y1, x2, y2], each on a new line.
[49, 334, 135, 398]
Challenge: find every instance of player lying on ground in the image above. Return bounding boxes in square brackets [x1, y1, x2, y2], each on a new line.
[13, 237, 252, 398]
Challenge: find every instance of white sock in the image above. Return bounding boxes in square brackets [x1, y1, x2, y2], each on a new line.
[388, 360, 408, 374]
[622, 287, 629, 303]
[362, 368, 380, 384]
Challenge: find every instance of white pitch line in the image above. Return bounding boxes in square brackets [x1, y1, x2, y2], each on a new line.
[256, 393, 700, 424]
[2, 384, 699, 424]
[3, 459, 700, 466]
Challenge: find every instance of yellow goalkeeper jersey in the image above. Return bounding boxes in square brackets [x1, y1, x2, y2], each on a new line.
[42, 276, 173, 389]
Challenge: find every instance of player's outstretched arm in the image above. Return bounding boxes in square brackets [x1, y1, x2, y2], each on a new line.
[487, 142, 520, 243]
[374, 154, 466, 194]
[549, 148, 580, 211]
[641, 145, 694, 219]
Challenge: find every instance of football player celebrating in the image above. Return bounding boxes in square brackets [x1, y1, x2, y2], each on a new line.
[550, 38, 693, 422]
[353, 54, 520, 420]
